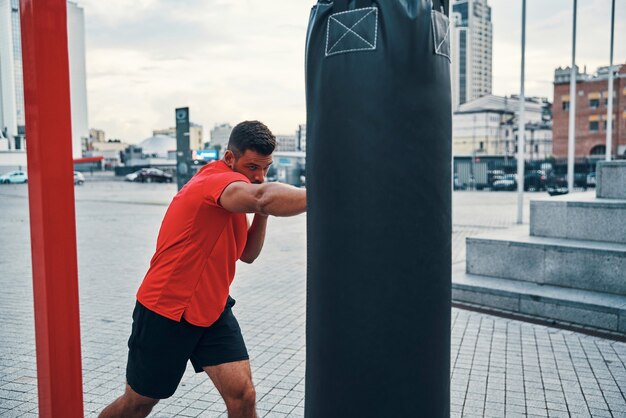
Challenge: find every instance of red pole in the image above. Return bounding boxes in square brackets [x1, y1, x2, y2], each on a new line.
[19, 0, 84, 416]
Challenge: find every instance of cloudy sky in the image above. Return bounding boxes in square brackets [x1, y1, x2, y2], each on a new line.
[79, 0, 625, 144]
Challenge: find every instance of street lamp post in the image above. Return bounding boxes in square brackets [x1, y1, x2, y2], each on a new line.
[605, 0, 615, 161]
[517, 0, 526, 224]
[567, 0, 578, 191]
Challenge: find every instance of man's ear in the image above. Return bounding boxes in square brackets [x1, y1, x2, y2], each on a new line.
[224, 150, 235, 169]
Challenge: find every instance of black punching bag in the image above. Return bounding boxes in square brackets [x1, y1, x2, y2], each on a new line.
[305, 0, 452, 416]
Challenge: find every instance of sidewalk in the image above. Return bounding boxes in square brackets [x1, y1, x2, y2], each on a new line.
[0, 183, 624, 417]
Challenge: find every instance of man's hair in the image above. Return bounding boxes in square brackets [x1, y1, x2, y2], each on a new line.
[227, 121, 276, 157]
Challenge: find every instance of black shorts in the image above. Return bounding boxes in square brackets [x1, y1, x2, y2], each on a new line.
[126, 297, 249, 399]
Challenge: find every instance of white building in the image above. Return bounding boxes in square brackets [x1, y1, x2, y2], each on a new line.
[275, 134, 297, 152]
[0, 0, 88, 159]
[210, 123, 233, 156]
[153, 122, 204, 151]
[453, 95, 552, 159]
[450, 0, 493, 110]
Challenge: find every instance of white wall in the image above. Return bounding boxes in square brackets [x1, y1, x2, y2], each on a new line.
[67, 2, 89, 159]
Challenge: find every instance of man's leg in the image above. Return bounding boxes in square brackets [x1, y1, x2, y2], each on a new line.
[204, 360, 256, 418]
[98, 383, 159, 418]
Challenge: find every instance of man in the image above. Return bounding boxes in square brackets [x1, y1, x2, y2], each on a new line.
[100, 121, 306, 418]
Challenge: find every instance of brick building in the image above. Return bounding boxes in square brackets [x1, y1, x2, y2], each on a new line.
[552, 64, 626, 159]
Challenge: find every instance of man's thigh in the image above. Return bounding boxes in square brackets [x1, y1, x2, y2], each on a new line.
[204, 360, 254, 396]
[189, 298, 249, 372]
[126, 301, 203, 399]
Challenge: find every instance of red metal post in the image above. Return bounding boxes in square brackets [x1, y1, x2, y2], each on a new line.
[19, 0, 84, 416]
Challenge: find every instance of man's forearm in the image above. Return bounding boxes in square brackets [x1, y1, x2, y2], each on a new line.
[257, 183, 306, 217]
[240, 214, 268, 263]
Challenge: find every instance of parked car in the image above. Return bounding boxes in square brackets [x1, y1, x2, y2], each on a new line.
[586, 172, 596, 187]
[546, 173, 568, 196]
[491, 174, 517, 191]
[487, 169, 505, 188]
[125, 168, 173, 183]
[74, 171, 85, 185]
[0, 170, 28, 184]
[523, 170, 547, 191]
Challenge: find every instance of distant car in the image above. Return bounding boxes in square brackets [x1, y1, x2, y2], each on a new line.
[586, 172, 596, 187]
[74, 171, 85, 185]
[546, 173, 568, 196]
[0, 170, 28, 184]
[491, 174, 517, 191]
[125, 168, 173, 183]
[524, 170, 547, 191]
[487, 169, 505, 188]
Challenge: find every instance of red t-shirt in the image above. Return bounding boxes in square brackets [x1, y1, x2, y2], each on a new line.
[136, 160, 250, 326]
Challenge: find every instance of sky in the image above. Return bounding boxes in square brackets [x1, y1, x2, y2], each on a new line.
[79, 0, 626, 144]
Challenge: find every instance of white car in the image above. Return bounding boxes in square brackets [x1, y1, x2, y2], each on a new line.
[0, 170, 28, 184]
[74, 171, 85, 185]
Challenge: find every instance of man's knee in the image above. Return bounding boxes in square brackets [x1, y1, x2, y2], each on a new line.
[225, 382, 256, 407]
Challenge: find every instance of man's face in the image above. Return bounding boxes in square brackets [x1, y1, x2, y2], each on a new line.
[225, 149, 273, 184]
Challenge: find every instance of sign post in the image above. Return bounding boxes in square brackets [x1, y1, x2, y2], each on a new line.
[175, 107, 192, 190]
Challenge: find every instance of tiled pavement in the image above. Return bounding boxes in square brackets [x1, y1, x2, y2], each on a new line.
[0, 181, 624, 417]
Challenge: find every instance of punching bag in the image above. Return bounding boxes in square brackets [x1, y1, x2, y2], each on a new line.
[305, 0, 452, 416]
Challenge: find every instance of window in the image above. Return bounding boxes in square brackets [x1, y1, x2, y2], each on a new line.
[589, 99, 599, 108]
[589, 121, 599, 132]
[562, 101, 569, 111]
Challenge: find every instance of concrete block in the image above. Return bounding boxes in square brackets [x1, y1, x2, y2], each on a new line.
[466, 236, 544, 284]
[544, 246, 626, 295]
[597, 161, 626, 199]
[520, 298, 618, 331]
[530, 199, 626, 244]
[530, 201, 567, 239]
[452, 288, 520, 312]
[466, 229, 626, 295]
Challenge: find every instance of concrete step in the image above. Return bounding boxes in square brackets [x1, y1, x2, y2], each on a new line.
[597, 161, 626, 199]
[466, 227, 626, 296]
[530, 195, 626, 244]
[452, 266, 626, 333]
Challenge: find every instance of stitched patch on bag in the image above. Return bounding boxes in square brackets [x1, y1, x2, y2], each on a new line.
[431, 10, 451, 63]
[325, 7, 378, 57]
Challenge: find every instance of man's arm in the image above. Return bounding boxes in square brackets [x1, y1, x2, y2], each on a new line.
[239, 214, 268, 264]
[219, 181, 306, 217]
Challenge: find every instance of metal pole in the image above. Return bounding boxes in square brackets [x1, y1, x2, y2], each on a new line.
[19, 0, 84, 416]
[605, 0, 615, 161]
[567, 0, 577, 191]
[517, 0, 526, 224]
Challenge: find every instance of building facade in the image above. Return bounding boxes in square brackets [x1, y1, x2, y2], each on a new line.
[453, 95, 552, 159]
[0, 0, 88, 159]
[552, 64, 626, 159]
[275, 134, 297, 152]
[153, 122, 204, 151]
[209, 123, 233, 156]
[450, 0, 493, 110]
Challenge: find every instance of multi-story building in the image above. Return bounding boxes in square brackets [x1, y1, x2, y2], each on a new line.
[552, 64, 626, 159]
[0, 0, 88, 158]
[453, 94, 551, 159]
[209, 123, 233, 156]
[153, 122, 204, 151]
[89, 128, 106, 144]
[275, 134, 297, 152]
[450, 0, 493, 110]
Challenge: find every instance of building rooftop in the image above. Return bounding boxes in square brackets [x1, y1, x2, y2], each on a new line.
[455, 94, 545, 115]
